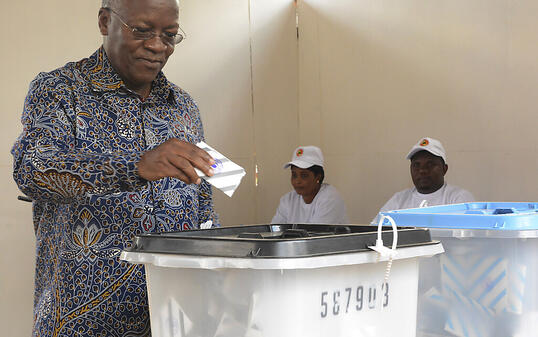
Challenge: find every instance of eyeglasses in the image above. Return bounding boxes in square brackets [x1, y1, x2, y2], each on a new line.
[105, 7, 186, 46]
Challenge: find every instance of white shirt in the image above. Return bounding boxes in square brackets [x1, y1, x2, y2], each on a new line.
[372, 183, 475, 224]
[271, 183, 349, 224]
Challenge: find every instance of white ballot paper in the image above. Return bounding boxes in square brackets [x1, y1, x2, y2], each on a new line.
[194, 141, 246, 197]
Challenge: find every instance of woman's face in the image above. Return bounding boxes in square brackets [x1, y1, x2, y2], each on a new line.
[290, 166, 320, 198]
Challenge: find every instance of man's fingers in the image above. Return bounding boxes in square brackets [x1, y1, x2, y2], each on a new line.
[185, 143, 215, 166]
[172, 141, 215, 176]
[137, 139, 216, 183]
[152, 161, 201, 185]
[167, 155, 203, 184]
[167, 140, 215, 177]
[168, 168, 200, 185]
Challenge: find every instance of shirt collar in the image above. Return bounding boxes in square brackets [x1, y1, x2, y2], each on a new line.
[84, 47, 175, 103]
[414, 182, 447, 197]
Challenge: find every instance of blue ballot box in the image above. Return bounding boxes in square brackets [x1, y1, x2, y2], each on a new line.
[382, 202, 538, 337]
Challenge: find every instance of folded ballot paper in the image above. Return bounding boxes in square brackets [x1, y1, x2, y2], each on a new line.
[194, 142, 246, 197]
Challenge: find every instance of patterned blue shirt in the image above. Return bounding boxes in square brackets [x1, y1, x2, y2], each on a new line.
[12, 47, 219, 337]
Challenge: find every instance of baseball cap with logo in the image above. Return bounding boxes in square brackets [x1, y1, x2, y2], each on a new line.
[406, 137, 447, 163]
[283, 146, 324, 169]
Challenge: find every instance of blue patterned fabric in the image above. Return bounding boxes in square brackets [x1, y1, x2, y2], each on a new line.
[12, 47, 219, 337]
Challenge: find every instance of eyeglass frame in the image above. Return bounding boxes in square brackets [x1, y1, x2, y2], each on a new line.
[104, 7, 186, 46]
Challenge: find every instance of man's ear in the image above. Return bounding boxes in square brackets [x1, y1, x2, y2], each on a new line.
[443, 164, 448, 176]
[98, 8, 111, 36]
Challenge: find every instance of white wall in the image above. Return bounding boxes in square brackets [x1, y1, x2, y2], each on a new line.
[1, 2, 103, 335]
[171, 0, 298, 224]
[298, 0, 538, 223]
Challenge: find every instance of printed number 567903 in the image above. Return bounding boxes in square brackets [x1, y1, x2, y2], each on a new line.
[320, 283, 389, 318]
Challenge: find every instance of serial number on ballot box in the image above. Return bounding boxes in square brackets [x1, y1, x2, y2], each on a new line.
[320, 282, 389, 318]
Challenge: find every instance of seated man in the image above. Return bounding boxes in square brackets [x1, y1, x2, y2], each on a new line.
[373, 137, 474, 223]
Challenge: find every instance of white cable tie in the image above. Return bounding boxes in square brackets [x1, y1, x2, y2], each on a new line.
[368, 215, 398, 258]
[367, 215, 399, 310]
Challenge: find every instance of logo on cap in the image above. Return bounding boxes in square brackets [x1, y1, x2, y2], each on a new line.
[296, 149, 304, 157]
[420, 139, 429, 146]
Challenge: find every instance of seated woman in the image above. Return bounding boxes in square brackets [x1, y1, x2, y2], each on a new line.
[271, 146, 349, 224]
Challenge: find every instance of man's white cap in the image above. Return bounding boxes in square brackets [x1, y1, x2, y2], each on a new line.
[283, 146, 324, 169]
[406, 137, 447, 163]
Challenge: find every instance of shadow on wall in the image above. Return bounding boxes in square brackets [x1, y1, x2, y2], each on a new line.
[168, 0, 300, 225]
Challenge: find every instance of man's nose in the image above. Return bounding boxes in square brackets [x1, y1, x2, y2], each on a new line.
[417, 166, 429, 174]
[144, 35, 169, 52]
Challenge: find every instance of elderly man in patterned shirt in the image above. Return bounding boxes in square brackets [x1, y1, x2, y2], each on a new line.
[11, 0, 219, 335]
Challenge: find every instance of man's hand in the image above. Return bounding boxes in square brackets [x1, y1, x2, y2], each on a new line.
[137, 139, 215, 184]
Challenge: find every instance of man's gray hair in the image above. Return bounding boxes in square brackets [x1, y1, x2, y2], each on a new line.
[102, 0, 118, 8]
[102, 0, 180, 8]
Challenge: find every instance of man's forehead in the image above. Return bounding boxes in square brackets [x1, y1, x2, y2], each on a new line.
[411, 151, 443, 162]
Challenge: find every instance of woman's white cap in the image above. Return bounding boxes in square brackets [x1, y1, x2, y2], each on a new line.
[283, 146, 324, 169]
[406, 137, 447, 163]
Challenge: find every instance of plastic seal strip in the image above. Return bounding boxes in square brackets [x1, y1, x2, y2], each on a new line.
[369, 215, 398, 258]
[368, 215, 399, 286]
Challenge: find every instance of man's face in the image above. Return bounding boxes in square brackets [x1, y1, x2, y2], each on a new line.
[410, 151, 448, 194]
[99, 0, 179, 96]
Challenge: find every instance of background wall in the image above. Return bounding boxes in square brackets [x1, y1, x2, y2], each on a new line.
[298, 0, 538, 222]
[1, 2, 103, 335]
[2, 0, 537, 335]
[171, 0, 299, 224]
